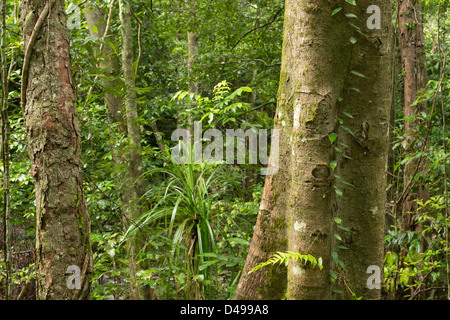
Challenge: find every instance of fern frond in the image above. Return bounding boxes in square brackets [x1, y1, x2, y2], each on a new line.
[248, 251, 323, 274]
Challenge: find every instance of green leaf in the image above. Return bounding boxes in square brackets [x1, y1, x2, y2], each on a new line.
[351, 70, 367, 78]
[90, 25, 98, 34]
[332, 251, 339, 264]
[345, 13, 358, 19]
[350, 37, 357, 44]
[345, 0, 356, 5]
[334, 217, 342, 224]
[226, 237, 251, 246]
[336, 244, 349, 250]
[342, 111, 353, 119]
[348, 87, 361, 93]
[330, 160, 338, 171]
[341, 125, 356, 138]
[329, 133, 338, 144]
[337, 224, 352, 232]
[338, 260, 347, 272]
[332, 7, 343, 16]
[330, 270, 338, 281]
[334, 233, 343, 241]
[334, 185, 343, 198]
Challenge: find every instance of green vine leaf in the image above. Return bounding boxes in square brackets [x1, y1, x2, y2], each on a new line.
[332, 7, 343, 16]
[329, 132, 338, 144]
[351, 70, 367, 78]
[330, 160, 338, 171]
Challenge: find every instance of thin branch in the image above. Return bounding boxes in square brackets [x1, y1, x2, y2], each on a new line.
[130, 7, 142, 75]
[230, 6, 283, 52]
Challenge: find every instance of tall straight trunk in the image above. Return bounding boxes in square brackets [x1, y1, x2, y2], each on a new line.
[333, 2, 393, 300]
[83, 2, 135, 223]
[398, 0, 429, 234]
[118, 0, 150, 300]
[118, 0, 144, 199]
[84, 1, 125, 133]
[235, 0, 392, 300]
[1, 0, 12, 300]
[187, 30, 199, 135]
[20, 0, 92, 300]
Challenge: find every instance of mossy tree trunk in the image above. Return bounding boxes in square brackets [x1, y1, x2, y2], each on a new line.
[20, 0, 92, 300]
[235, 0, 392, 300]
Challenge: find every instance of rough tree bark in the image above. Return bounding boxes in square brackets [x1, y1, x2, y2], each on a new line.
[20, 0, 92, 300]
[235, 0, 392, 300]
[398, 0, 429, 235]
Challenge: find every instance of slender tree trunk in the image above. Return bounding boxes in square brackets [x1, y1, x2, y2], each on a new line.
[118, 0, 151, 300]
[187, 30, 199, 136]
[398, 0, 429, 235]
[20, 0, 92, 300]
[1, 0, 12, 300]
[235, 0, 392, 300]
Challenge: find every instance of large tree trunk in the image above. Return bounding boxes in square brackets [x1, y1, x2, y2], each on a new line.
[333, 2, 393, 300]
[398, 0, 429, 235]
[20, 0, 92, 300]
[235, 0, 392, 300]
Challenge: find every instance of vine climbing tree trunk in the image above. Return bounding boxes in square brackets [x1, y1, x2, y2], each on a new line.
[333, 1, 393, 300]
[20, 0, 93, 300]
[235, 0, 392, 300]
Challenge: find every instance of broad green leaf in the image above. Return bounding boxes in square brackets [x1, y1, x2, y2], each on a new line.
[330, 160, 338, 171]
[345, 13, 358, 19]
[329, 133, 338, 144]
[350, 37, 357, 44]
[332, 7, 343, 15]
[345, 0, 356, 5]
